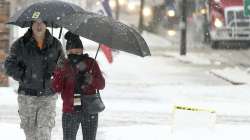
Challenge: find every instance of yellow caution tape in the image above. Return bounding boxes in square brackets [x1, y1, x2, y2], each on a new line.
[174, 105, 216, 114]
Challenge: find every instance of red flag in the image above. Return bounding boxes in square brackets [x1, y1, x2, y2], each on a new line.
[100, 44, 113, 63]
[96, 0, 113, 63]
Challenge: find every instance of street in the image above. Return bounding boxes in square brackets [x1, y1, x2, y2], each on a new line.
[1, 0, 250, 139]
[1, 47, 250, 139]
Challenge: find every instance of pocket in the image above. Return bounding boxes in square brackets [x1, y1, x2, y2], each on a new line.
[18, 110, 28, 129]
[22, 67, 32, 84]
[37, 111, 56, 128]
[17, 95, 37, 129]
[18, 95, 34, 114]
[18, 111, 36, 129]
[37, 96, 57, 128]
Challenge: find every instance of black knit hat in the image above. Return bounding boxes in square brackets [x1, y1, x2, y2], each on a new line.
[64, 31, 83, 50]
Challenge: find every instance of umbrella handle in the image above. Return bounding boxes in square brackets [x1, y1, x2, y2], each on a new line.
[89, 44, 101, 74]
[58, 27, 63, 39]
[51, 23, 53, 35]
[94, 44, 101, 60]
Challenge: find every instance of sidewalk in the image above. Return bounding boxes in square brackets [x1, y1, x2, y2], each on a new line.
[162, 47, 250, 85]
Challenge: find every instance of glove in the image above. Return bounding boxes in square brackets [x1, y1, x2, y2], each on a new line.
[76, 72, 93, 90]
[76, 62, 87, 72]
[76, 71, 86, 85]
[83, 72, 93, 85]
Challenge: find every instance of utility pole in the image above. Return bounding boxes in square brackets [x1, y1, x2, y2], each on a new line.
[180, 0, 187, 55]
[115, 0, 120, 20]
[139, 0, 145, 33]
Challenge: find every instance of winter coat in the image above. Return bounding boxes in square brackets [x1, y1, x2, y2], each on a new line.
[52, 54, 105, 112]
[4, 29, 65, 96]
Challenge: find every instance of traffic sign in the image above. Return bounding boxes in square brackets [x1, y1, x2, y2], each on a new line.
[244, 0, 250, 16]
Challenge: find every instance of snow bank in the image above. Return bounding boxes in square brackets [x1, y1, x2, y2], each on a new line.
[210, 67, 250, 85]
[164, 52, 212, 65]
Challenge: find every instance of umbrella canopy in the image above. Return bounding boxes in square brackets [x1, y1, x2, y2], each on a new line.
[7, 0, 84, 28]
[55, 12, 151, 57]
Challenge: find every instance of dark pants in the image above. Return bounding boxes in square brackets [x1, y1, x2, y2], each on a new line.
[62, 110, 98, 140]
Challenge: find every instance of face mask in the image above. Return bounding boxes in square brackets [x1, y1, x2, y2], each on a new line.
[68, 54, 83, 65]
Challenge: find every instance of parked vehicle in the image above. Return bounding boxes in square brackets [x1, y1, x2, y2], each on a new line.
[204, 0, 250, 48]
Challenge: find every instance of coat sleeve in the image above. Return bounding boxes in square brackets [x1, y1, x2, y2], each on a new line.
[52, 67, 64, 93]
[52, 41, 65, 93]
[85, 60, 105, 91]
[4, 40, 25, 81]
[56, 41, 65, 68]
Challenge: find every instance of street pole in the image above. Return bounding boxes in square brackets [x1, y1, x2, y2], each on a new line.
[180, 0, 187, 55]
[139, 0, 145, 33]
[115, 0, 120, 20]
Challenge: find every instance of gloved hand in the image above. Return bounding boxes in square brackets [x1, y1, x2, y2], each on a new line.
[83, 72, 93, 85]
[76, 71, 86, 85]
[76, 62, 87, 72]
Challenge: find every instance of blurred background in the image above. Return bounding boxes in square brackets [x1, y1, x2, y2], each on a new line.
[0, 0, 212, 87]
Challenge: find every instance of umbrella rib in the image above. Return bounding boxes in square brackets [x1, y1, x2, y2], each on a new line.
[109, 21, 114, 48]
[125, 27, 142, 56]
[129, 27, 150, 56]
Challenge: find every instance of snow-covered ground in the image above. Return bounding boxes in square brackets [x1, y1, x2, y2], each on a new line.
[3, 26, 250, 139]
[164, 48, 250, 85]
[1, 48, 250, 140]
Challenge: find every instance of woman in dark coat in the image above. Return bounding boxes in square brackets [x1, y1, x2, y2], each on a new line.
[52, 31, 105, 140]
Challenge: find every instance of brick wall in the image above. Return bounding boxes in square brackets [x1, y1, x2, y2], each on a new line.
[0, 0, 10, 86]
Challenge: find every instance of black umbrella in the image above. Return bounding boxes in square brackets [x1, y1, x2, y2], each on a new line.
[55, 12, 151, 57]
[7, 0, 84, 28]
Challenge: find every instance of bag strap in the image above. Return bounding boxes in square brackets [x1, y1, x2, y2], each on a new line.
[89, 45, 102, 94]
